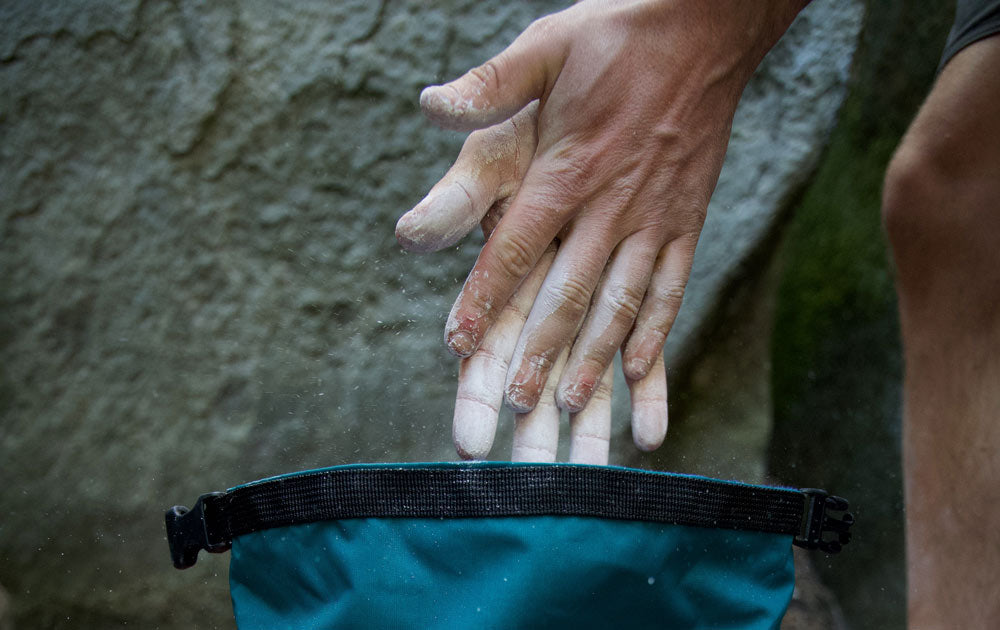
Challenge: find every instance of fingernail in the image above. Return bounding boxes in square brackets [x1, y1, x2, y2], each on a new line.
[447, 330, 475, 357]
[505, 367, 539, 413]
[395, 213, 420, 248]
[420, 86, 456, 115]
[506, 358, 550, 413]
[505, 378, 536, 413]
[397, 185, 475, 252]
[558, 377, 595, 413]
[624, 357, 650, 380]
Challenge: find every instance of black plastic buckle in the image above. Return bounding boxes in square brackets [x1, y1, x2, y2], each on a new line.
[793, 488, 855, 554]
[165, 492, 232, 569]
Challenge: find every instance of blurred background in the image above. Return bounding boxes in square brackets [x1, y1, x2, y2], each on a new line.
[0, 0, 955, 628]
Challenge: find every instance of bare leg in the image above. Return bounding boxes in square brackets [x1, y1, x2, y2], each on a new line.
[882, 36, 1000, 629]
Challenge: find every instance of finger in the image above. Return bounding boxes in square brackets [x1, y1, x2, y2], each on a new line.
[453, 247, 555, 460]
[396, 103, 539, 253]
[622, 234, 698, 381]
[511, 347, 568, 463]
[568, 363, 613, 465]
[627, 352, 668, 452]
[503, 217, 616, 413]
[480, 103, 539, 238]
[420, 19, 563, 132]
[444, 153, 594, 358]
[555, 234, 657, 412]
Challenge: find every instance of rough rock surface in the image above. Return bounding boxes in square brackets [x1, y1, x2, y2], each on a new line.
[1, 0, 859, 627]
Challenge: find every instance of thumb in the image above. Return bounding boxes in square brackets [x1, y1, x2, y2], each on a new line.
[420, 18, 562, 132]
[396, 102, 538, 253]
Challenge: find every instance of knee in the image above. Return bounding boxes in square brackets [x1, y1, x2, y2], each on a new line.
[881, 131, 962, 277]
[882, 124, 1000, 315]
[883, 139, 939, 256]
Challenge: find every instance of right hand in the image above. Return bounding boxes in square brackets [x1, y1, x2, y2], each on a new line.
[398, 0, 804, 461]
[400, 103, 670, 462]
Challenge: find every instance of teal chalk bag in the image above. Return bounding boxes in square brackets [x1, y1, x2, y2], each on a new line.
[165, 462, 853, 629]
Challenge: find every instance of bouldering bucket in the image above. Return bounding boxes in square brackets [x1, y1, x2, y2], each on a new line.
[165, 462, 853, 629]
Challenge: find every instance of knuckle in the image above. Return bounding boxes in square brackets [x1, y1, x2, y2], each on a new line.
[459, 128, 489, 155]
[493, 230, 538, 280]
[525, 14, 557, 38]
[603, 283, 645, 323]
[605, 176, 643, 215]
[469, 59, 501, 93]
[548, 275, 593, 320]
[551, 147, 598, 185]
[655, 283, 686, 308]
[542, 144, 603, 201]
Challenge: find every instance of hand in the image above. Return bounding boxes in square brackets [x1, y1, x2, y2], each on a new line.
[410, 0, 802, 423]
[399, 104, 669, 462]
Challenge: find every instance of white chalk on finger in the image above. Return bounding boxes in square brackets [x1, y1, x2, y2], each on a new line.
[396, 182, 481, 253]
[568, 364, 613, 465]
[628, 354, 668, 452]
[453, 354, 504, 460]
[453, 249, 557, 459]
[453, 298, 535, 459]
[511, 348, 567, 462]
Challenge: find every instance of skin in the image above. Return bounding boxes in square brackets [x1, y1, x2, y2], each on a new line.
[882, 35, 1000, 629]
[414, 0, 805, 422]
[401, 103, 668, 460]
[399, 0, 803, 461]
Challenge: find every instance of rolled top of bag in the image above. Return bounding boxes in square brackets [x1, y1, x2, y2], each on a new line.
[165, 462, 854, 569]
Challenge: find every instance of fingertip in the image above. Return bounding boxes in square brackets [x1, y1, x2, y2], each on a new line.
[504, 383, 537, 414]
[633, 435, 665, 453]
[394, 212, 429, 253]
[455, 440, 491, 461]
[453, 401, 496, 460]
[419, 85, 447, 111]
[623, 330, 665, 380]
[419, 85, 457, 123]
[632, 410, 667, 452]
[555, 377, 594, 414]
[420, 84, 486, 132]
[505, 356, 552, 413]
[622, 355, 651, 381]
[446, 329, 476, 358]
[396, 185, 480, 253]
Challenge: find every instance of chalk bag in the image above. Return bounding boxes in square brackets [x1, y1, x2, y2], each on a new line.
[165, 462, 853, 630]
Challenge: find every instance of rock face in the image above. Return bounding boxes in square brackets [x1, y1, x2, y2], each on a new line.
[1, 0, 860, 627]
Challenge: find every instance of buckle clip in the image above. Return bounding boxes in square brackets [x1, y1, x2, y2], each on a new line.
[165, 492, 231, 569]
[793, 488, 854, 554]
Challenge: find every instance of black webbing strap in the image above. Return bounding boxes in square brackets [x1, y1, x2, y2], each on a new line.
[165, 465, 853, 569]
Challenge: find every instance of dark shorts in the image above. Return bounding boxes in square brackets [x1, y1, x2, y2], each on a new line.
[940, 0, 1000, 69]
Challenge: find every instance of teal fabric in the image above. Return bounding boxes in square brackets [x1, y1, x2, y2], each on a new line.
[228, 464, 797, 629]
